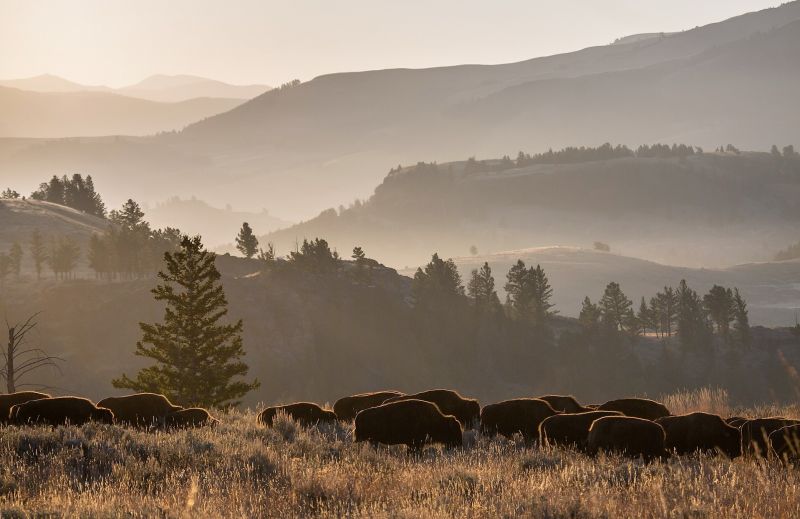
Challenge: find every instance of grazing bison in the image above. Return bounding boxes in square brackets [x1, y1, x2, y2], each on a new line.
[656, 412, 741, 458]
[333, 391, 404, 421]
[355, 399, 462, 450]
[598, 398, 670, 420]
[0, 391, 51, 424]
[725, 416, 749, 428]
[540, 410, 623, 450]
[587, 416, 668, 460]
[384, 389, 480, 428]
[10, 397, 113, 426]
[480, 398, 559, 441]
[258, 402, 337, 427]
[770, 424, 800, 462]
[165, 408, 219, 429]
[536, 395, 589, 414]
[741, 418, 800, 457]
[97, 393, 182, 427]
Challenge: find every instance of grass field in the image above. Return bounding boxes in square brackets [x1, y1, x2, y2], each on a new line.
[0, 389, 799, 518]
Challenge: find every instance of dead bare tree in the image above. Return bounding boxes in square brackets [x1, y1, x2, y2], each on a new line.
[3, 313, 63, 393]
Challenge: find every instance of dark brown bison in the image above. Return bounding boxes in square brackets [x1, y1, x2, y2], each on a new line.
[539, 410, 623, 450]
[656, 412, 741, 458]
[725, 416, 749, 428]
[0, 391, 51, 424]
[770, 424, 800, 462]
[598, 398, 670, 420]
[97, 393, 182, 427]
[587, 416, 668, 460]
[333, 391, 404, 421]
[384, 389, 480, 428]
[355, 399, 462, 450]
[165, 408, 219, 429]
[741, 417, 800, 457]
[536, 395, 589, 414]
[258, 402, 337, 427]
[10, 397, 114, 426]
[480, 398, 559, 441]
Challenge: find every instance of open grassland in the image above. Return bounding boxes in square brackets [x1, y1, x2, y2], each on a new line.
[1, 389, 799, 518]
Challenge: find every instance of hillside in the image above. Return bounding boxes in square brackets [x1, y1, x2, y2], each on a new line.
[0, 86, 244, 137]
[263, 151, 800, 268]
[1, 3, 799, 217]
[0, 199, 108, 274]
[1, 253, 799, 408]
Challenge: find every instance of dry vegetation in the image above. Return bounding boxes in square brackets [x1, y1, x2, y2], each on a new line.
[0, 388, 799, 518]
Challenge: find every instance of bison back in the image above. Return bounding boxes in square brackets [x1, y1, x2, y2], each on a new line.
[355, 399, 462, 449]
[333, 391, 403, 421]
[384, 389, 479, 428]
[0, 391, 51, 424]
[588, 416, 667, 460]
[656, 412, 741, 458]
[598, 398, 670, 420]
[540, 411, 623, 449]
[480, 398, 558, 441]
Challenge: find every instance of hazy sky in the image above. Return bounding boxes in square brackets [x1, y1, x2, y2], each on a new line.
[0, 0, 783, 87]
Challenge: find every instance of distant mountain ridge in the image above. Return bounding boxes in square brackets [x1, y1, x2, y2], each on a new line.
[0, 73, 270, 101]
[118, 74, 269, 102]
[0, 86, 244, 137]
[1, 2, 799, 216]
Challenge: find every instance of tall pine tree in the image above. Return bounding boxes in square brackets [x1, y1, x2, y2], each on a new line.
[467, 262, 500, 314]
[235, 222, 259, 259]
[113, 235, 259, 407]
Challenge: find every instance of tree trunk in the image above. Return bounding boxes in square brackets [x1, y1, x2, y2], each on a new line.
[6, 327, 15, 393]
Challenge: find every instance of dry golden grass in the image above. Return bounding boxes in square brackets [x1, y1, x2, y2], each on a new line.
[0, 389, 798, 518]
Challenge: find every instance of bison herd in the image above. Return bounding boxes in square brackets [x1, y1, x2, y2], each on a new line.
[0, 391, 217, 429]
[2, 389, 799, 463]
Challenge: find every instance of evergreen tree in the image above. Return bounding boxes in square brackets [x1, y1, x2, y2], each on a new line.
[676, 279, 711, 350]
[504, 260, 531, 319]
[29, 174, 105, 216]
[504, 261, 555, 326]
[235, 222, 259, 259]
[110, 199, 148, 230]
[1, 188, 20, 199]
[29, 229, 47, 280]
[599, 282, 633, 331]
[637, 297, 655, 335]
[412, 253, 464, 311]
[653, 286, 678, 336]
[289, 238, 337, 273]
[578, 296, 601, 330]
[8, 242, 22, 280]
[703, 284, 735, 340]
[529, 264, 556, 327]
[467, 262, 500, 313]
[732, 288, 751, 348]
[113, 235, 259, 407]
